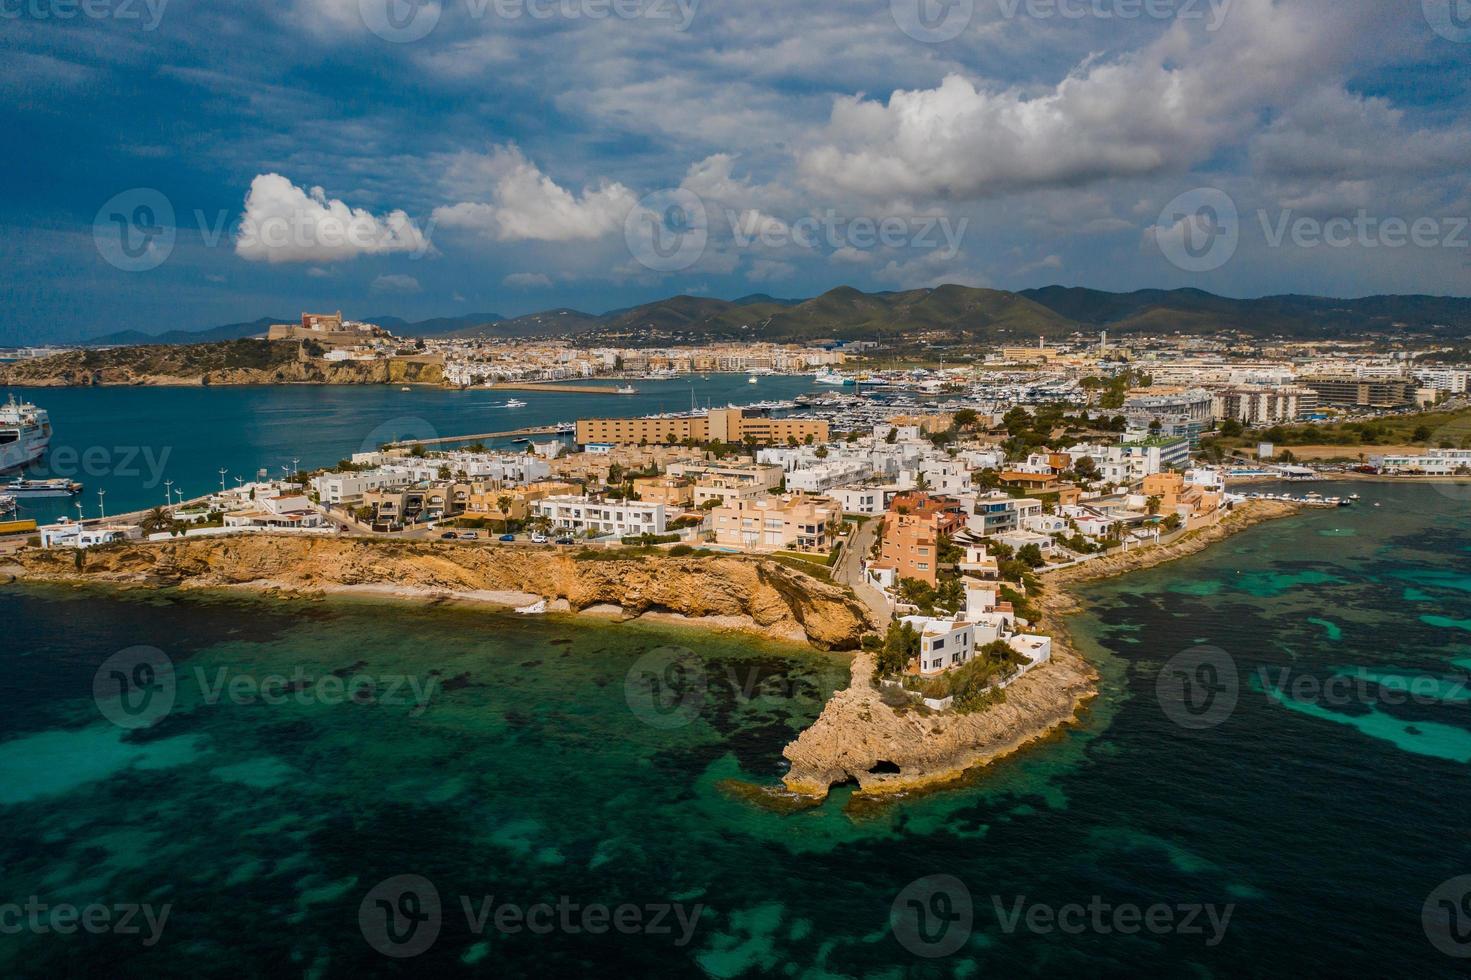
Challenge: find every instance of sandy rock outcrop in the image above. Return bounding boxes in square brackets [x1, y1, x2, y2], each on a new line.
[781, 646, 1096, 798]
[9, 536, 873, 649]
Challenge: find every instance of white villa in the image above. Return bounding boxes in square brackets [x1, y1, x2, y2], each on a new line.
[533, 495, 667, 538]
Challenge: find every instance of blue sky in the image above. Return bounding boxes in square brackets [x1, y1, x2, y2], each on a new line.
[2, 0, 1470, 343]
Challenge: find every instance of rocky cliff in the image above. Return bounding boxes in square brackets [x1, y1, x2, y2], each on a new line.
[5, 535, 872, 649]
[781, 648, 1096, 798]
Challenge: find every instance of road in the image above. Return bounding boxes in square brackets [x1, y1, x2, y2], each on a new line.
[833, 517, 891, 629]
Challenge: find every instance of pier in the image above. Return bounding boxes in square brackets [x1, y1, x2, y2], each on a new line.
[391, 426, 562, 448]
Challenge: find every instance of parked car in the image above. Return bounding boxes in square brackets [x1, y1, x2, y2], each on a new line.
[440, 531, 458, 540]
[554, 537, 574, 546]
[459, 531, 480, 540]
[530, 532, 548, 544]
[499, 533, 516, 542]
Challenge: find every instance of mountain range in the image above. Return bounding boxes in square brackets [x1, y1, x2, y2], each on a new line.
[83, 286, 1471, 347]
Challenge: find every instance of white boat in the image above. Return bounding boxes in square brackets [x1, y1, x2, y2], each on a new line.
[747, 376, 758, 384]
[4, 477, 82, 497]
[813, 369, 852, 386]
[515, 599, 547, 615]
[616, 385, 638, 395]
[505, 398, 528, 408]
[400, 386, 412, 392]
[0, 394, 52, 474]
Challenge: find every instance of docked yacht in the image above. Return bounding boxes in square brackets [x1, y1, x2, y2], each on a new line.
[0, 394, 52, 473]
[5, 477, 82, 497]
[813, 368, 852, 386]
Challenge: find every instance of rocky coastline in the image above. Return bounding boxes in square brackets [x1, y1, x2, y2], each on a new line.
[0, 535, 873, 650]
[779, 498, 1303, 800]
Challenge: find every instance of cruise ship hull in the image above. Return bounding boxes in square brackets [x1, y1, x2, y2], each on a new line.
[0, 435, 48, 474]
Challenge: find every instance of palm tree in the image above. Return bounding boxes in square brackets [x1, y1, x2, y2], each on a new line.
[140, 507, 174, 535]
[496, 495, 514, 532]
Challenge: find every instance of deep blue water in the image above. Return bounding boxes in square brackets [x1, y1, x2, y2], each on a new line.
[3, 375, 819, 523]
[1, 479, 1469, 975]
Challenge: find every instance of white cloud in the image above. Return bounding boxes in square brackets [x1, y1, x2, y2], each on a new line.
[371, 273, 421, 294]
[798, 0, 1394, 203]
[433, 146, 636, 243]
[503, 271, 553, 288]
[235, 174, 430, 264]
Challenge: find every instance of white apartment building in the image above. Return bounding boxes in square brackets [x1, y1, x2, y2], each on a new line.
[832, 484, 890, 515]
[1413, 369, 1470, 394]
[312, 469, 415, 505]
[1376, 449, 1471, 475]
[533, 496, 667, 538]
[786, 458, 874, 494]
[39, 520, 143, 550]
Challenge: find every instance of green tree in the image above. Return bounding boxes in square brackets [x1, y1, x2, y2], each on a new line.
[876, 621, 920, 676]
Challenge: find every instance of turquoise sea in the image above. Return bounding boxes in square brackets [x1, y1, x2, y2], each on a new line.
[2, 477, 1470, 974]
[3, 376, 821, 523]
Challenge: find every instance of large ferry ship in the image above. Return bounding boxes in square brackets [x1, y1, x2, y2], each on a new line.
[0, 394, 52, 473]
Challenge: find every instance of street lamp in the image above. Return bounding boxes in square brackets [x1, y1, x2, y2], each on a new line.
[219, 467, 228, 494]
[164, 479, 173, 508]
[98, 489, 106, 520]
